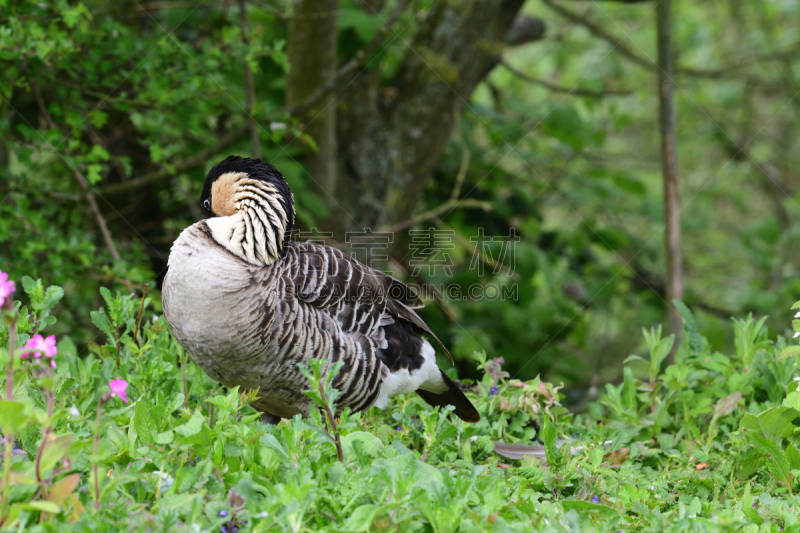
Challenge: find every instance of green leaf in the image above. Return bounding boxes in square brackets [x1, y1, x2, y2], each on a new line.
[715, 392, 743, 417]
[342, 431, 383, 459]
[154, 429, 174, 445]
[757, 407, 800, 441]
[746, 432, 794, 491]
[622, 367, 636, 411]
[779, 345, 800, 360]
[542, 104, 585, 150]
[39, 435, 73, 475]
[134, 402, 156, 444]
[0, 400, 29, 433]
[561, 501, 622, 525]
[338, 9, 381, 42]
[173, 410, 204, 437]
[260, 433, 292, 462]
[787, 443, 800, 469]
[90, 308, 115, 343]
[541, 415, 559, 467]
[338, 504, 379, 532]
[611, 174, 646, 195]
[18, 501, 61, 514]
[741, 482, 763, 525]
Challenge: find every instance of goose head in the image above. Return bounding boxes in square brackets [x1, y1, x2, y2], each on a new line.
[199, 156, 295, 266]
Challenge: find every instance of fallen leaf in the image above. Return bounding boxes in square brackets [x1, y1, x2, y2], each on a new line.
[602, 447, 630, 466]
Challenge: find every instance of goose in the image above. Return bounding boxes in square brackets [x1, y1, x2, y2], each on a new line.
[162, 156, 480, 424]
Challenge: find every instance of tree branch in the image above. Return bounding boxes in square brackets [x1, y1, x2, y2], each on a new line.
[382, 198, 493, 233]
[541, 0, 729, 79]
[72, 168, 121, 260]
[500, 59, 632, 97]
[381, 139, 493, 233]
[656, 0, 683, 360]
[99, 126, 248, 195]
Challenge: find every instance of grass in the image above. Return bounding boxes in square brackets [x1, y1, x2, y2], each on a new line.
[1, 279, 800, 532]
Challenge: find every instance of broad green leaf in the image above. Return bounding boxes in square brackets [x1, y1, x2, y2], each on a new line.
[173, 410, 204, 437]
[779, 345, 800, 360]
[154, 429, 174, 445]
[715, 392, 743, 417]
[20, 501, 61, 514]
[39, 434, 73, 475]
[134, 402, 156, 444]
[0, 400, 29, 433]
[746, 432, 793, 491]
[741, 482, 763, 525]
[740, 407, 800, 441]
[338, 504, 379, 532]
[541, 415, 559, 467]
[260, 433, 292, 462]
[757, 407, 800, 441]
[342, 431, 383, 459]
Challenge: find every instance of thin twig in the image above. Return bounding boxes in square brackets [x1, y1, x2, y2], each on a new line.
[181, 348, 188, 409]
[92, 399, 103, 512]
[382, 199, 492, 233]
[71, 168, 121, 260]
[501, 60, 632, 97]
[318, 379, 344, 462]
[99, 127, 248, 195]
[133, 284, 148, 349]
[450, 134, 471, 202]
[541, 0, 731, 79]
[5, 320, 15, 400]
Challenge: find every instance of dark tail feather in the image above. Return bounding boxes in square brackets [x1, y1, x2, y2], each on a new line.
[416, 371, 481, 423]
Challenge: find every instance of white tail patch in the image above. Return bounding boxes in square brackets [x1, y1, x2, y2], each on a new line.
[373, 341, 447, 409]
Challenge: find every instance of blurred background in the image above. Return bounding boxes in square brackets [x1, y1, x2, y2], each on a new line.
[2, 0, 800, 405]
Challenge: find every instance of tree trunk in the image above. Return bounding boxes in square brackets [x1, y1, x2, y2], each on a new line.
[285, 0, 526, 237]
[286, 0, 340, 211]
[656, 0, 683, 359]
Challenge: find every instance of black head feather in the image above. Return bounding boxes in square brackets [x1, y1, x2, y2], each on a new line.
[200, 156, 296, 250]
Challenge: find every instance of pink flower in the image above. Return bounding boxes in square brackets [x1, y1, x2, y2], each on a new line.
[0, 270, 15, 307]
[20, 334, 58, 359]
[109, 378, 129, 403]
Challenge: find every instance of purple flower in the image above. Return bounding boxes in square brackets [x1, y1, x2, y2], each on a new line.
[396, 426, 402, 431]
[20, 334, 57, 359]
[219, 510, 228, 518]
[109, 378, 129, 403]
[592, 495, 599, 504]
[0, 270, 15, 307]
[491, 386, 498, 395]
[221, 527, 227, 533]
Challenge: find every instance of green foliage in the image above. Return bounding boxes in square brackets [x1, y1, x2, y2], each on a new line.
[5, 0, 800, 396]
[1, 280, 800, 531]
